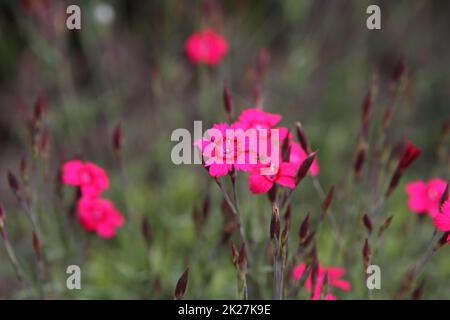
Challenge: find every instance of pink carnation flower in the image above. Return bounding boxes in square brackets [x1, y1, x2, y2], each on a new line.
[434, 201, 450, 242]
[197, 123, 256, 177]
[293, 262, 351, 300]
[405, 178, 447, 217]
[237, 108, 281, 130]
[185, 28, 229, 65]
[63, 160, 109, 197]
[78, 197, 125, 239]
[249, 162, 297, 194]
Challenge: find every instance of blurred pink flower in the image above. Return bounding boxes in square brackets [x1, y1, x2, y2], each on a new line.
[293, 262, 351, 300]
[63, 160, 109, 197]
[434, 201, 450, 242]
[289, 142, 319, 176]
[78, 197, 124, 239]
[249, 162, 296, 194]
[185, 28, 228, 65]
[405, 178, 447, 217]
[237, 108, 281, 130]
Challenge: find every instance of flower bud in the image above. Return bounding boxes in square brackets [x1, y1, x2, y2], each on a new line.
[363, 214, 373, 234]
[174, 267, 189, 300]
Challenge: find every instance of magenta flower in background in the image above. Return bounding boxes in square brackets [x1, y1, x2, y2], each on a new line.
[293, 262, 351, 300]
[249, 162, 297, 194]
[78, 197, 125, 239]
[185, 28, 229, 65]
[63, 160, 109, 198]
[62, 160, 125, 239]
[405, 178, 447, 217]
[434, 201, 450, 242]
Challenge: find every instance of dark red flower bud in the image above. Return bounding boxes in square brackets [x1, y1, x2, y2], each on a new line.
[363, 214, 373, 234]
[322, 186, 335, 216]
[392, 57, 406, 85]
[387, 141, 421, 196]
[33, 232, 41, 260]
[296, 151, 317, 184]
[378, 215, 394, 237]
[295, 122, 311, 153]
[0, 202, 5, 226]
[174, 267, 189, 300]
[281, 135, 291, 162]
[299, 212, 310, 245]
[7, 171, 20, 193]
[353, 142, 367, 180]
[411, 280, 425, 300]
[223, 81, 233, 122]
[270, 206, 280, 241]
[33, 94, 47, 125]
[238, 243, 247, 272]
[112, 122, 124, 154]
[398, 141, 421, 171]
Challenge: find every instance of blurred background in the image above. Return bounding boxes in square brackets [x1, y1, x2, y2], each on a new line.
[0, 0, 449, 299]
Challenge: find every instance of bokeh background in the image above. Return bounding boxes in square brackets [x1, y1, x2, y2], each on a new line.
[0, 0, 449, 299]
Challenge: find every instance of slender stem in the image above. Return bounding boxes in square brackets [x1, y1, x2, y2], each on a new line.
[413, 230, 439, 279]
[0, 227, 25, 283]
[273, 238, 283, 300]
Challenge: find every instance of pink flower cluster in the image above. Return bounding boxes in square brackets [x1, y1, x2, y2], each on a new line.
[63, 160, 124, 239]
[293, 262, 351, 300]
[405, 178, 447, 217]
[197, 108, 319, 194]
[185, 28, 229, 65]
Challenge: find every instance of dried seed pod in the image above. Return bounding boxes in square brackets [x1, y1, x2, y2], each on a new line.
[174, 267, 189, 300]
